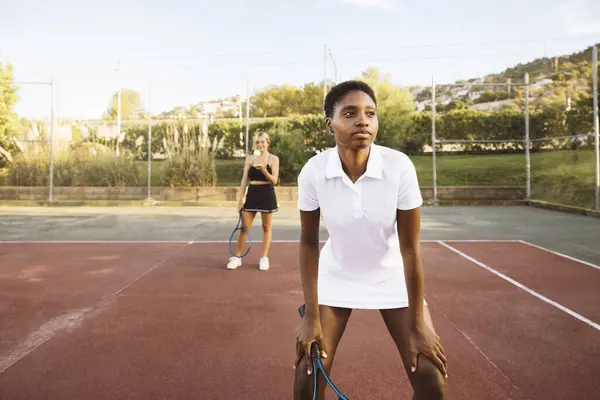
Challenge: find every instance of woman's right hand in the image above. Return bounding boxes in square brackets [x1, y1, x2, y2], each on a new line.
[294, 317, 327, 375]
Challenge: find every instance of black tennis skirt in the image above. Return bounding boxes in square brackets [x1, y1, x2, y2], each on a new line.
[243, 184, 279, 213]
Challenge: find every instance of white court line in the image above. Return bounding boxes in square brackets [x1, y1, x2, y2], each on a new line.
[438, 241, 600, 332]
[0, 240, 195, 244]
[440, 239, 522, 243]
[518, 240, 600, 271]
[60, 214, 112, 227]
[0, 239, 522, 244]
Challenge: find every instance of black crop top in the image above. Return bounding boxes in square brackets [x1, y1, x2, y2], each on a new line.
[248, 155, 272, 182]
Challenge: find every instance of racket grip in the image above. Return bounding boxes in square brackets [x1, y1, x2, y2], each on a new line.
[298, 304, 305, 318]
[310, 342, 320, 360]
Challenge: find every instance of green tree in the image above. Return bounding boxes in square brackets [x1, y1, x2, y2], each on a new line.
[0, 61, 19, 163]
[0, 62, 19, 140]
[250, 84, 302, 117]
[473, 90, 510, 104]
[357, 68, 420, 153]
[299, 82, 325, 115]
[249, 80, 332, 117]
[104, 88, 144, 120]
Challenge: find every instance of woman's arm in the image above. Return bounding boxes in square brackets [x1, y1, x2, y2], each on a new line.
[397, 207, 447, 376]
[295, 207, 328, 373]
[299, 208, 321, 319]
[255, 156, 279, 185]
[397, 207, 425, 331]
[294, 161, 325, 366]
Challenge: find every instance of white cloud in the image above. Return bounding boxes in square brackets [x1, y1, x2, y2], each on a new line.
[340, 0, 394, 10]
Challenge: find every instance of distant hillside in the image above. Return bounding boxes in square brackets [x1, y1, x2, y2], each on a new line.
[486, 44, 597, 82]
[157, 96, 241, 120]
[412, 43, 599, 112]
[153, 43, 599, 118]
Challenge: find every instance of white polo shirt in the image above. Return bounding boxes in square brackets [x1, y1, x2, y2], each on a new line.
[297, 143, 423, 285]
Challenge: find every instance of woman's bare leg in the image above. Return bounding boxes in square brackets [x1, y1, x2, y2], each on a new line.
[235, 211, 256, 256]
[260, 212, 272, 258]
[380, 306, 447, 400]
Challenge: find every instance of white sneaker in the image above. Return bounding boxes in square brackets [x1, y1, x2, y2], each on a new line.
[227, 256, 242, 270]
[258, 257, 269, 271]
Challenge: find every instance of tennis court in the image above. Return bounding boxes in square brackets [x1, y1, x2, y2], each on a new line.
[1, 205, 599, 399]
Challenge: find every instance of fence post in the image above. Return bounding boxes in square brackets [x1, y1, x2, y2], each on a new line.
[48, 73, 55, 202]
[592, 46, 599, 210]
[147, 76, 152, 201]
[431, 74, 437, 202]
[245, 75, 250, 155]
[524, 73, 531, 201]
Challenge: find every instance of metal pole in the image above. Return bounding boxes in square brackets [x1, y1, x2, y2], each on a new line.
[48, 73, 55, 202]
[431, 75, 437, 202]
[593, 46, 599, 210]
[238, 94, 243, 149]
[328, 48, 338, 83]
[525, 73, 531, 201]
[116, 62, 121, 152]
[245, 75, 250, 155]
[323, 44, 328, 104]
[117, 88, 121, 155]
[147, 76, 152, 201]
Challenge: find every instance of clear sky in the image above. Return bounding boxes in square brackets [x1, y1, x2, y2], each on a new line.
[1, 0, 599, 120]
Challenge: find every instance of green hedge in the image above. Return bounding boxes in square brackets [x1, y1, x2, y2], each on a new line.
[109, 100, 595, 163]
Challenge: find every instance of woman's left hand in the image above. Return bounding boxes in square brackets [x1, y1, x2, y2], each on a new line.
[410, 325, 447, 378]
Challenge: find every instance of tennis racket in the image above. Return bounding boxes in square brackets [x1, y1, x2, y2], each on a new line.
[298, 304, 349, 400]
[228, 210, 251, 258]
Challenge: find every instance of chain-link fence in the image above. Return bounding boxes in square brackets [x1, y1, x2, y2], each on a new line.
[428, 46, 599, 210]
[427, 77, 526, 203]
[0, 79, 54, 202]
[526, 48, 599, 210]
[1, 45, 598, 210]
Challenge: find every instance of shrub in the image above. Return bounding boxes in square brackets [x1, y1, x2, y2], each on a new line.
[268, 127, 315, 184]
[8, 141, 140, 187]
[159, 124, 220, 187]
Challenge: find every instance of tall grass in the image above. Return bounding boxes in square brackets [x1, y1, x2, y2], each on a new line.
[160, 122, 223, 187]
[8, 140, 140, 187]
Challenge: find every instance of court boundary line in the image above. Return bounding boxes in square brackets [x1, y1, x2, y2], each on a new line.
[438, 241, 600, 332]
[518, 240, 600, 271]
[0, 239, 523, 244]
[0, 241, 193, 376]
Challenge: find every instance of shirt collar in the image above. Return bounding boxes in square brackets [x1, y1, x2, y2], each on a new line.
[325, 143, 383, 180]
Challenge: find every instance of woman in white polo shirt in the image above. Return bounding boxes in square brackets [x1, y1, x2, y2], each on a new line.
[293, 81, 447, 400]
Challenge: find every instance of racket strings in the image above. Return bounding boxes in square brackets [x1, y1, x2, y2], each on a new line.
[228, 211, 251, 258]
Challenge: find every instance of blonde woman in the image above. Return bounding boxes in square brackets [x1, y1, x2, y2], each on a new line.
[227, 132, 280, 271]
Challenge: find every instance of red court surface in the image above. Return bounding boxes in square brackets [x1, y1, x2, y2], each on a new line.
[0, 240, 599, 399]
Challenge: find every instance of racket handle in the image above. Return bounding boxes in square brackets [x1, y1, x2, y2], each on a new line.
[310, 342, 320, 360]
[298, 304, 306, 318]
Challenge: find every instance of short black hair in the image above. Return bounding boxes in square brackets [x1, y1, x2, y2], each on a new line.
[323, 80, 377, 119]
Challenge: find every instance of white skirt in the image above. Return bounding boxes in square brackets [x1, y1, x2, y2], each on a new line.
[318, 268, 412, 310]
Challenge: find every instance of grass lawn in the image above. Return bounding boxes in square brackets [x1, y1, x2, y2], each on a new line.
[412, 150, 596, 209]
[529, 149, 596, 210]
[411, 153, 526, 187]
